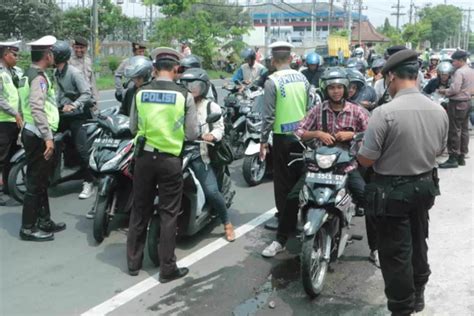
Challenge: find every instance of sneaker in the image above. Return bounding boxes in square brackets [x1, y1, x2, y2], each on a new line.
[86, 208, 96, 219]
[79, 182, 94, 199]
[261, 241, 285, 258]
[369, 250, 380, 268]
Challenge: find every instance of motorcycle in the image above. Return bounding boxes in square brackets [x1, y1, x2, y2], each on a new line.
[147, 113, 228, 266]
[429, 91, 449, 110]
[7, 107, 118, 203]
[222, 81, 264, 160]
[88, 113, 134, 243]
[241, 98, 272, 186]
[289, 134, 364, 298]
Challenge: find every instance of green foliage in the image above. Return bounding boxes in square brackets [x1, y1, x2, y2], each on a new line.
[58, 7, 91, 39]
[107, 56, 121, 73]
[0, 0, 61, 40]
[401, 20, 431, 49]
[144, 0, 196, 16]
[417, 4, 462, 47]
[16, 52, 31, 73]
[151, 0, 252, 68]
[332, 29, 349, 37]
[376, 19, 403, 49]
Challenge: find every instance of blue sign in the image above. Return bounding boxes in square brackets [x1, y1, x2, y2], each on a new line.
[141, 91, 176, 104]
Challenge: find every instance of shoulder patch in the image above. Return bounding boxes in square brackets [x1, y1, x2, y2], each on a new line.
[38, 77, 48, 92]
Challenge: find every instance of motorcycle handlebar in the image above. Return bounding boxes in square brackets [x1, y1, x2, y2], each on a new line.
[289, 152, 303, 158]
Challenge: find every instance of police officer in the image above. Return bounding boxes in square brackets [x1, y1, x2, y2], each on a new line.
[52, 40, 95, 201]
[438, 50, 474, 168]
[0, 41, 22, 205]
[127, 47, 199, 280]
[259, 41, 309, 236]
[114, 42, 146, 102]
[357, 49, 448, 316]
[69, 36, 99, 103]
[19, 36, 66, 241]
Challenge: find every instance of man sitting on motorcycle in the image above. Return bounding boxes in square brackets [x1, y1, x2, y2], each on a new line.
[181, 68, 236, 242]
[261, 67, 369, 258]
[178, 54, 219, 102]
[423, 61, 454, 96]
[232, 48, 266, 86]
[52, 40, 95, 199]
[346, 68, 377, 111]
[119, 56, 153, 117]
[301, 52, 323, 88]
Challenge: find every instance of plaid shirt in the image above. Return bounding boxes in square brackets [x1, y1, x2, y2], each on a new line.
[295, 100, 369, 172]
[295, 100, 369, 137]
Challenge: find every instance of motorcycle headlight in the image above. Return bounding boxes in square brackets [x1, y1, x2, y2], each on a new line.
[335, 188, 346, 204]
[316, 154, 337, 169]
[89, 149, 98, 171]
[299, 185, 310, 205]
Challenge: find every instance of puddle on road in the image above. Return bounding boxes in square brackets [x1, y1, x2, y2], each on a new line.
[232, 256, 300, 316]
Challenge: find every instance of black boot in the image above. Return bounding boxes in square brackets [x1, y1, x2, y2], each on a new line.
[19, 227, 54, 241]
[439, 155, 459, 168]
[414, 286, 425, 312]
[37, 192, 66, 233]
[458, 154, 466, 166]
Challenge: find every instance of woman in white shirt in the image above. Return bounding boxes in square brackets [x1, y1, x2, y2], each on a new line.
[181, 69, 235, 242]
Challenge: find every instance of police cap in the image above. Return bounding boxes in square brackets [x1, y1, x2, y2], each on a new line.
[27, 35, 57, 51]
[382, 49, 419, 76]
[269, 41, 294, 53]
[73, 36, 88, 47]
[0, 40, 20, 53]
[132, 42, 147, 51]
[151, 47, 183, 64]
[451, 50, 468, 60]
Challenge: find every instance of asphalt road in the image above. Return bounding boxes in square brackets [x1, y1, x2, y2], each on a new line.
[0, 86, 473, 316]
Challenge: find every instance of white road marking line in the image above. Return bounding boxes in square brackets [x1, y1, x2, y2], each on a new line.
[81, 207, 277, 316]
[97, 99, 117, 104]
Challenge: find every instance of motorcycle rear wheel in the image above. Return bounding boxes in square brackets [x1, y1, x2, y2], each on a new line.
[301, 227, 330, 298]
[147, 214, 161, 267]
[7, 159, 28, 204]
[242, 154, 266, 186]
[93, 195, 110, 243]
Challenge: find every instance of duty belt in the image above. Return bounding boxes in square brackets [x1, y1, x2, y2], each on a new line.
[374, 169, 434, 186]
[23, 122, 42, 138]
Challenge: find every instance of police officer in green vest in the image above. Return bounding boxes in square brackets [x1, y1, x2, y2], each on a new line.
[127, 47, 199, 280]
[259, 41, 310, 252]
[19, 36, 66, 241]
[0, 41, 22, 206]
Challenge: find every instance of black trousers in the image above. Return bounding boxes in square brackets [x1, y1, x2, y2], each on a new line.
[58, 118, 93, 182]
[21, 129, 54, 228]
[0, 122, 20, 192]
[376, 186, 434, 315]
[127, 151, 183, 275]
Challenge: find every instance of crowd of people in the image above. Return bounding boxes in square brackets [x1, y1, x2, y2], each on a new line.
[0, 34, 473, 315]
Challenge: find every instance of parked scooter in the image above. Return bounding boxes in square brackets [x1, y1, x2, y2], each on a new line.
[7, 107, 118, 203]
[147, 113, 228, 266]
[289, 134, 364, 298]
[89, 113, 134, 243]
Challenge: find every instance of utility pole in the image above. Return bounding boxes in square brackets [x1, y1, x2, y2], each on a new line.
[357, 0, 367, 46]
[408, 0, 414, 25]
[391, 0, 405, 31]
[266, 0, 272, 54]
[311, 0, 316, 41]
[462, 8, 472, 50]
[328, 0, 334, 38]
[348, 0, 353, 44]
[92, 0, 99, 70]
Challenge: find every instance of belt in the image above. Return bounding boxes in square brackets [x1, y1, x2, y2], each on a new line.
[449, 99, 470, 103]
[144, 144, 160, 153]
[23, 123, 42, 138]
[374, 169, 434, 182]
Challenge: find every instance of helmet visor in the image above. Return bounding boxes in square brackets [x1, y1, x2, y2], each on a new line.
[183, 80, 207, 97]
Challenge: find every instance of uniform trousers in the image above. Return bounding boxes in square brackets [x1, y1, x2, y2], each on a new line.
[21, 129, 54, 228]
[0, 122, 19, 191]
[447, 100, 470, 156]
[127, 151, 183, 276]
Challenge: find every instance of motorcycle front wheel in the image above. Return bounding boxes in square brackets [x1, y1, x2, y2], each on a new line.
[7, 159, 28, 204]
[242, 154, 266, 186]
[301, 227, 330, 298]
[93, 195, 111, 243]
[147, 214, 161, 267]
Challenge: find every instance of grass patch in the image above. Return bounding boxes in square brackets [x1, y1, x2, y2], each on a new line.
[96, 74, 115, 90]
[206, 69, 230, 80]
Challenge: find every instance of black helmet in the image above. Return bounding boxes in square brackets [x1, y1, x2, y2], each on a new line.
[241, 47, 256, 61]
[124, 56, 153, 81]
[371, 58, 386, 70]
[51, 40, 71, 64]
[320, 67, 350, 99]
[180, 54, 202, 69]
[181, 68, 210, 97]
[346, 68, 366, 91]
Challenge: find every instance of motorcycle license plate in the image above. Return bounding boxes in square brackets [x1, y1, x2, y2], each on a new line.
[306, 172, 345, 185]
[93, 138, 120, 148]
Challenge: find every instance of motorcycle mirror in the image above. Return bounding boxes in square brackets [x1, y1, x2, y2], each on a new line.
[353, 132, 365, 142]
[206, 112, 222, 124]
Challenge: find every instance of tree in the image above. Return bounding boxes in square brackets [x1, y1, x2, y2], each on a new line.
[401, 20, 431, 49]
[0, 0, 61, 40]
[150, 0, 252, 68]
[417, 4, 462, 47]
[58, 7, 91, 39]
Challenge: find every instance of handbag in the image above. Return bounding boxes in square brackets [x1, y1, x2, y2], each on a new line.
[206, 101, 234, 165]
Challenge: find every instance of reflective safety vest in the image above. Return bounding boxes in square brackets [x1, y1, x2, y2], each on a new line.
[18, 67, 59, 132]
[269, 68, 308, 134]
[135, 81, 187, 157]
[0, 68, 19, 123]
